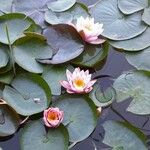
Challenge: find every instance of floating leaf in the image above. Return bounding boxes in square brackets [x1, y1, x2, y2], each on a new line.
[103, 121, 147, 150]
[90, 84, 115, 107]
[0, 71, 14, 84]
[90, 0, 147, 40]
[38, 24, 84, 64]
[13, 0, 50, 27]
[47, 0, 76, 12]
[109, 27, 150, 51]
[20, 120, 69, 150]
[3, 73, 51, 116]
[113, 71, 150, 115]
[118, 0, 148, 14]
[45, 3, 88, 25]
[0, 45, 9, 69]
[13, 34, 53, 73]
[125, 47, 150, 71]
[54, 95, 97, 142]
[0, 13, 34, 45]
[72, 42, 109, 68]
[42, 65, 67, 96]
[142, 7, 150, 26]
[0, 0, 13, 13]
[0, 105, 20, 137]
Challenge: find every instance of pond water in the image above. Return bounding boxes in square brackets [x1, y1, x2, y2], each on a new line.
[1, 0, 150, 150]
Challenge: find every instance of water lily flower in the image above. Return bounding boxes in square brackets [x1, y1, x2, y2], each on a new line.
[43, 107, 64, 128]
[73, 16, 105, 44]
[60, 67, 97, 94]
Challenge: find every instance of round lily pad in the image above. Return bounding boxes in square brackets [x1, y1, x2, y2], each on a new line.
[0, 0, 13, 13]
[142, 7, 150, 26]
[20, 120, 69, 150]
[54, 95, 97, 142]
[118, 0, 148, 14]
[0, 105, 20, 137]
[3, 73, 51, 116]
[113, 71, 150, 115]
[13, 34, 53, 73]
[47, 0, 76, 12]
[90, 0, 147, 40]
[38, 24, 84, 64]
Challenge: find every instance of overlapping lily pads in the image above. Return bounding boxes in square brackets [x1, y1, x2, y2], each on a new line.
[54, 95, 97, 142]
[90, 0, 147, 40]
[20, 120, 69, 150]
[142, 7, 150, 26]
[38, 24, 84, 64]
[45, 3, 89, 25]
[0, 13, 34, 45]
[103, 121, 148, 150]
[113, 71, 150, 115]
[3, 73, 51, 116]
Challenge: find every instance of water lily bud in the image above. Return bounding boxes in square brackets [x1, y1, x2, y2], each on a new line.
[73, 16, 105, 44]
[43, 107, 64, 128]
[60, 67, 97, 94]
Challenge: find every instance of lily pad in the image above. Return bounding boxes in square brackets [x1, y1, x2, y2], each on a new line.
[103, 121, 147, 150]
[54, 95, 97, 142]
[90, 0, 147, 40]
[20, 120, 69, 150]
[118, 0, 148, 15]
[142, 7, 150, 26]
[42, 65, 67, 96]
[72, 42, 109, 68]
[0, 13, 34, 45]
[0, 45, 9, 69]
[13, 0, 50, 27]
[0, 105, 20, 137]
[47, 0, 76, 12]
[109, 27, 150, 51]
[45, 3, 89, 25]
[13, 34, 53, 73]
[113, 71, 150, 115]
[3, 73, 51, 116]
[125, 46, 150, 71]
[0, 0, 13, 13]
[90, 84, 116, 107]
[0, 71, 14, 84]
[38, 24, 84, 64]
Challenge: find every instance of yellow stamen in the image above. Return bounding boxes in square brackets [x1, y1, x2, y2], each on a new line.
[48, 112, 57, 121]
[73, 79, 85, 89]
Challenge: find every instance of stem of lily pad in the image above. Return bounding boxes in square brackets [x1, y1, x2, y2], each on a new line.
[68, 142, 77, 149]
[5, 23, 16, 76]
[20, 116, 29, 125]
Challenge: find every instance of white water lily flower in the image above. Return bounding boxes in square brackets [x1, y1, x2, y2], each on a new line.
[60, 67, 97, 94]
[73, 16, 105, 44]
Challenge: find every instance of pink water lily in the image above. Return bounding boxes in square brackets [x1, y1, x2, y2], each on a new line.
[60, 68, 97, 94]
[72, 16, 105, 44]
[43, 107, 64, 128]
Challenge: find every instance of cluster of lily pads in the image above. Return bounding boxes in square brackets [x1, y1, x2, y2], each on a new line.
[0, 0, 150, 150]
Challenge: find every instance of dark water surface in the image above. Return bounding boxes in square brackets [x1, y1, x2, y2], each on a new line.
[1, 0, 150, 150]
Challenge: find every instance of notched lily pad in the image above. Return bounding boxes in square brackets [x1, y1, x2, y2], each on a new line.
[3, 73, 51, 116]
[38, 24, 84, 64]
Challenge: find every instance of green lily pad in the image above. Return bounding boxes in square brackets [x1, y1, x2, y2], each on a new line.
[0, 45, 9, 69]
[109, 27, 150, 51]
[20, 120, 69, 150]
[0, 105, 20, 137]
[42, 65, 67, 96]
[13, 34, 53, 73]
[142, 7, 150, 26]
[45, 3, 89, 25]
[3, 73, 51, 116]
[90, 0, 147, 40]
[103, 121, 148, 150]
[0, 13, 34, 45]
[72, 42, 109, 68]
[125, 46, 150, 71]
[38, 24, 84, 64]
[118, 0, 148, 14]
[89, 84, 116, 107]
[47, 0, 76, 12]
[113, 71, 150, 115]
[54, 95, 97, 142]
[0, 0, 13, 13]
[0, 71, 14, 84]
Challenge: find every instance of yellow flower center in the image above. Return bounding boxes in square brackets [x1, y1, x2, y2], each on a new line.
[84, 24, 92, 31]
[73, 79, 85, 89]
[48, 112, 57, 121]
